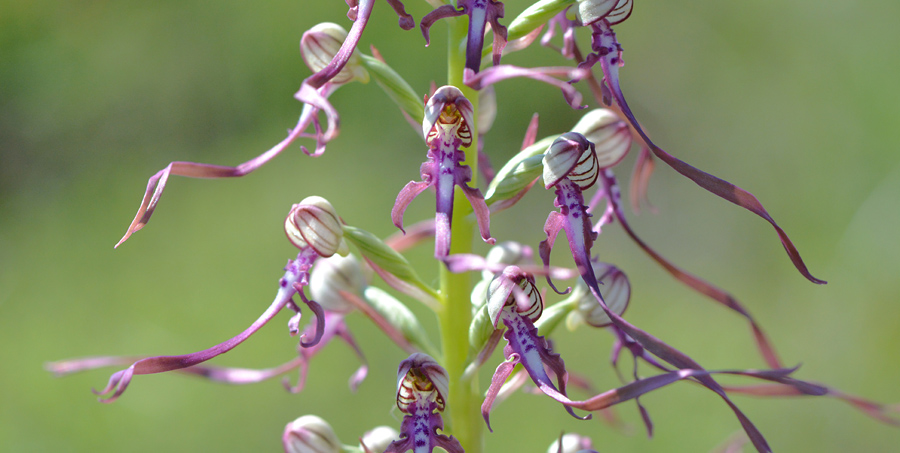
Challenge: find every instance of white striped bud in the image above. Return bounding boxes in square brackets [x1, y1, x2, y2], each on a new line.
[300, 23, 369, 84]
[543, 132, 599, 190]
[565, 262, 630, 329]
[285, 196, 348, 257]
[282, 415, 341, 453]
[571, 109, 632, 169]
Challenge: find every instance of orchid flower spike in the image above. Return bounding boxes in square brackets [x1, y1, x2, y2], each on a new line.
[392, 85, 494, 258]
[421, 0, 508, 73]
[383, 353, 464, 453]
[91, 197, 345, 402]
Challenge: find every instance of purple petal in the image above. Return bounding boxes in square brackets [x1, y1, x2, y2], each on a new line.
[590, 20, 825, 285]
[338, 289, 417, 354]
[294, 285, 326, 348]
[459, 183, 495, 246]
[384, 219, 435, 252]
[419, 5, 464, 47]
[464, 66, 589, 109]
[391, 180, 432, 234]
[113, 89, 335, 248]
[724, 383, 900, 426]
[384, 0, 415, 30]
[521, 113, 540, 150]
[442, 253, 578, 281]
[482, 355, 519, 432]
[293, 83, 341, 153]
[539, 211, 572, 294]
[598, 170, 784, 369]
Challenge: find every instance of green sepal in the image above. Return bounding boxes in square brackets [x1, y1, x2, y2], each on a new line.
[535, 298, 577, 336]
[359, 54, 424, 128]
[341, 225, 440, 303]
[485, 135, 557, 204]
[469, 303, 496, 351]
[363, 286, 438, 357]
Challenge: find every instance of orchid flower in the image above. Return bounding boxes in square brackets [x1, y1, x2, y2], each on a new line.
[382, 353, 464, 453]
[115, 23, 368, 248]
[392, 85, 494, 258]
[421, 0, 508, 73]
[87, 197, 346, 402]
[480, 265, 590, 427]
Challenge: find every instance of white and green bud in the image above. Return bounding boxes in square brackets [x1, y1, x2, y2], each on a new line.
[300, 22, 369, 84]
[571, 109, 632, 169]
[563, 261, 630, 329]
[285, 196, 349, 257]
[359, 426, 399, 453]
[547, 432, 596, 453]
[309, 254, 367, 313]
[282, 415, 342, 453]
[542, 132, 599, 190]
[574, 0, 619, 25]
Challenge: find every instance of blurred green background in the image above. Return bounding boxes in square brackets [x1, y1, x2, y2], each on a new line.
[3, 0, 899, 451]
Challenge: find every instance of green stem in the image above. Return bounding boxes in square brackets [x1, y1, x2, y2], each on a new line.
[438, 12, 484, 453]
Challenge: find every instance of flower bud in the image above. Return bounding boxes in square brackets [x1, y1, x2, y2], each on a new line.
[309, 254, 366, 313]
[574, 0, 618, 26]
[547, 432, 596, 453]
[486, 267, 543, 327]
[395, 353, 449, 413]
[543, 132, 599, 190]
[359, 426, 399, 453]
[300, 23, 369, 84]
[469, 302, 495, 350]
[564, 261, 630, 329]
[285, 196, 349, 257]
[282, 415, 342, 453]
[571, 109, 632, 169]
[423, 86, 475, 147]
